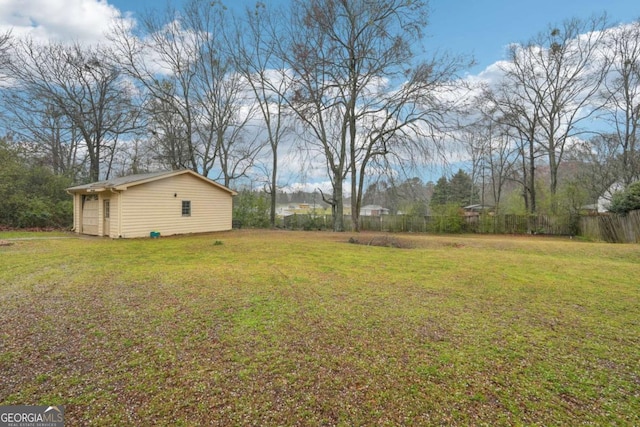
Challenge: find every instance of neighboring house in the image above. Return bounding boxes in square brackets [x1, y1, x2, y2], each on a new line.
[66, 170, 237, 238]
[275, 202, 330, 217]
[597, 182, 625, 213]
[360, 205, 390, 217]
[463, 204, 494, 216]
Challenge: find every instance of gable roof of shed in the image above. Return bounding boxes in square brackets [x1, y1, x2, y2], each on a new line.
[66, 170, 237, 195]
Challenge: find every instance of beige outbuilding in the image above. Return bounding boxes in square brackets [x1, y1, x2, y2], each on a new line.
[66, 170, 237, 238]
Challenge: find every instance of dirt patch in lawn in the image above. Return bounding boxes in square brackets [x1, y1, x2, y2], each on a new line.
[347, 234, 414, 249]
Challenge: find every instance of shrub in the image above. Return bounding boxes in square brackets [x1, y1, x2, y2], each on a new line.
[15, 197, 52, 228]
[0, 140, 73, 228]
[428, 204, 465, 233]
[608, 182, 640, 215]
[232, 190, 271, 228]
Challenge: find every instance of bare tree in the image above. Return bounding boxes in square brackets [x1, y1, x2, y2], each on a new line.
[0, 31, 11, 82]
[569, 133, 622, 204]
[600, 20, 640, 187]
[233, 3, 292, 227]
[481, 78, 540, 214]
[0, 94, 84, 177]
[146, 95, 192, 170]
[109, 137, 157, 177]
[463, 113, 519, 212]
[499, 15, 610, 213]
[276, 0, 468, 231]
[111, 0, 258, 187]
[111, 5, 200, 172]
[483, 124, 520, 212]
[1, 32, 84, 176]
[5, 39, 139, 181]
[0, 31, 10, 130]
[185, 0, 258, 183]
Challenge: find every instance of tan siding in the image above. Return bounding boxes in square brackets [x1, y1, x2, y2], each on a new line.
[119, 174, 233, 238]
[109, 193, 120, 238]
[97, 194, 103, 236]
[73, 193, 82, 233]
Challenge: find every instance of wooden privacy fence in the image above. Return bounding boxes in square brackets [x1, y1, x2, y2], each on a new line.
[353, 214, 571, 234]
[280, 211, 639, 242]
[579, 210, 640, 243]
[282, 213, 576, 234]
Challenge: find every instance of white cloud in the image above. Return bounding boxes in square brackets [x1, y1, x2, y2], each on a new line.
[0, 0, 133, 43]
[280, 180, 335, 195]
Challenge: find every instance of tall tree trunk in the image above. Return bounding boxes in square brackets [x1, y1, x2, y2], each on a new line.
[270, 149, 277, 227]
[334, 180, 344, 232]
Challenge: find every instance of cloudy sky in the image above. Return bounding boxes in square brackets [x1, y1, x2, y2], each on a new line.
[2, 0, 637, 72]
[1, 0, 638, 189]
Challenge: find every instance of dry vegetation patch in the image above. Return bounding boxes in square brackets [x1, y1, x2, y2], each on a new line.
[347, 234, 415, 248]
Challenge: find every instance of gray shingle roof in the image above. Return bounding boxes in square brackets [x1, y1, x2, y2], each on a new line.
[66, 170, 175, 191]
[66, 170, 236, 195]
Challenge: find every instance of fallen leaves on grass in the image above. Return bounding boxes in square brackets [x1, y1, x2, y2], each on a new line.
[1, 231, 639, 425]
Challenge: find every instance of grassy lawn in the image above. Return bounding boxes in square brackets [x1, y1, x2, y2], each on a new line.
[0, 230, 72, 239]
[1, 230, 638, 426]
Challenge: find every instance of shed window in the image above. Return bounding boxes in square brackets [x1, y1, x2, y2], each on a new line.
[182, 200, 191, 216]
[104, 200, 110, 219]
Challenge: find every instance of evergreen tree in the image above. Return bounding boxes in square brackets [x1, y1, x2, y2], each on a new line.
[449, 169, 479, 207]
[430, 176, 450, 207]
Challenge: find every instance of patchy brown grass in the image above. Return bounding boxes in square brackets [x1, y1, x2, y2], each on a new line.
[1, 230, 639, 425]
[347, 233, 415, 248]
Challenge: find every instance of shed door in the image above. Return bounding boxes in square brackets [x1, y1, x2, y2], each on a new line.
[82, 196, 99, 235]
[103, 199, 110, 236]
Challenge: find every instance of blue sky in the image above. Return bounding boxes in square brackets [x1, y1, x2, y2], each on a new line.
[1, 0, 638, 188]
[2, 0, 637, 73]
[428, 0, 638, 72]
[106, 0, 639, 73]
